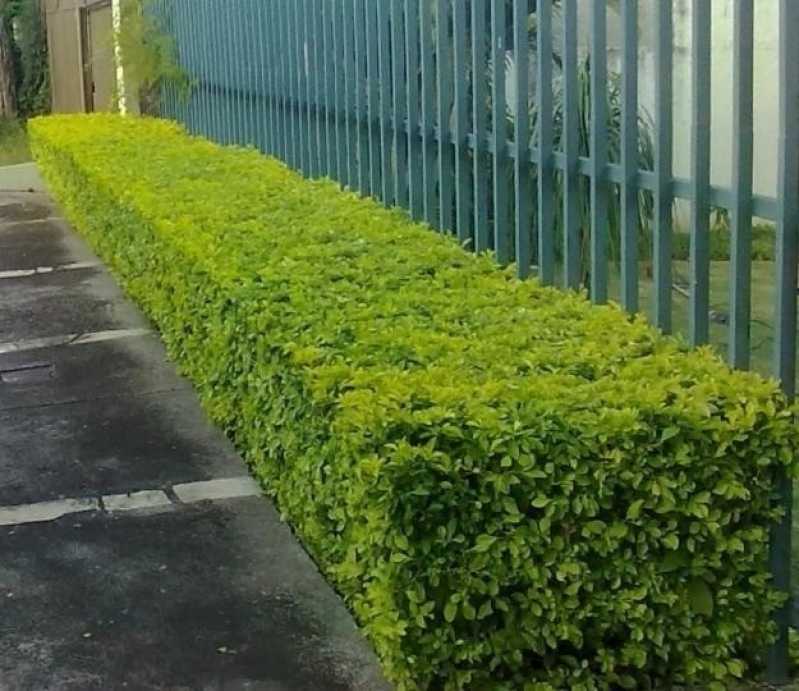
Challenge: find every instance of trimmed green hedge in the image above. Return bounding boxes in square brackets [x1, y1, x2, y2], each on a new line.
[31, 114, 797, 691]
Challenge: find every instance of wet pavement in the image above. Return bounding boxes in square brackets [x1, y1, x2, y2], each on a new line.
[0, 184, 389, 691]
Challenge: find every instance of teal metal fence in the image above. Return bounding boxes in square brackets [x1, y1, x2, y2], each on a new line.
[153, 0, 799, 678]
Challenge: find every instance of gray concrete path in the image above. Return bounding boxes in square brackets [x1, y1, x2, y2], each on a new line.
[0, 182, 390, 690]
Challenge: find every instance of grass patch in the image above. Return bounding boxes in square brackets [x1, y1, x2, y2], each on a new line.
[0, 119, 31, 165]
[630, 260, 780, 379]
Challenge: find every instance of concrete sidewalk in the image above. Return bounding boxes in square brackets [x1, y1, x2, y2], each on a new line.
[0, 182, 390, 690]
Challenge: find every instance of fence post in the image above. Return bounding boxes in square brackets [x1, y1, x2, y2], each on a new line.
[471, 0, 489, 252]
[491, 0, 510, 262]
[767, 0, 799, 682]
[620, 0, 639, 314]
[689, 0, 711, 346]
[562, 0, 580, 289]
[653, 1, 673, 331]
[536, 0, 554, 285]
[589, 0, 608, 303]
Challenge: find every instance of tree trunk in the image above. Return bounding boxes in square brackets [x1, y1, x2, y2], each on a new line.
[0, 8, 17, 118]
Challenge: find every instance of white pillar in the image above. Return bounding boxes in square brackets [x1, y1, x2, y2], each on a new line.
[111, 0, 127, 114]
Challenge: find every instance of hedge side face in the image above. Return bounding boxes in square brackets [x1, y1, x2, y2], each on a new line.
[30, 114, 798, 691]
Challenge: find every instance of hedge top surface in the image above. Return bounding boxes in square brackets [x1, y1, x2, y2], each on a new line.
[29, 114, 787, 423]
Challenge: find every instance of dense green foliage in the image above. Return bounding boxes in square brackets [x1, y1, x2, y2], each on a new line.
[31, 114, 798, 691]
[116, 0, 189, 114]
[5, 0, 49, 117]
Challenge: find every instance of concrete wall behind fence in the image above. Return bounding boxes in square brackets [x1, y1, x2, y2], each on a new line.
[580, 0, 779, 212]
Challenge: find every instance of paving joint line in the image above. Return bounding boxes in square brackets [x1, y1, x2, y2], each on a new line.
[0, 385, 188, 415]
[0, 327, 153, 356]
[0, 261, 101, 280]
[0, 476, 262, 528]
[0, 216, 65, 229]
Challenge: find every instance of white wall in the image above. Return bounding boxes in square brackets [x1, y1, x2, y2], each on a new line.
[578, 0, 779, 222]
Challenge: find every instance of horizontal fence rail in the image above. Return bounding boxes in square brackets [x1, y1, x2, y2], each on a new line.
[152, 0, 798, 678]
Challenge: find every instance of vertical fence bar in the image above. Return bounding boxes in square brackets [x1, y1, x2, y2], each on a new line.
[198, 0, 211, 139]
[512, 0, 530, 277]
[767, 0, 799, 681]
[420, 0, 437, 225]
[173, 1, 190, 131]
[491, 0, 510, 261]
[366, 1, 382, 195]
[222, 6, 234, 143]
[590, 0, 608, 303]
[170, 2, 184, 126]
[250, 1, 261, 150]
[268, 2, 286, 161]
[195, 0, 207, 137]
[284, 0, 296, 166]
[305, 0, 316, 167]
[209, 3, 218, 136]
[229, 2, 242, 143]
[728, 0, 754, 369]
[406, 0, 424, 219]
[305, 0, 318, 175]
[562, 0, 579, 288]
[293, 0, 304, 171]
[378, 0, 394, 205]
[279, 1, 293, 166]
[256, 2, 275, 154]
[620, 0, 639, 313]
[437, 0, 454, 233]
[653, 1, 673, 331]
[288, 3, 299, 169]
[253, 0, 263, 150]
[217, 5, 233, 144]
[355, 0, 369, 193]
[392, 0, 408, 208]
[315, 0, 326, 175]
[343, 0, 355, 187]
[241, 2, 250, 143]
[537, 0, 554, 283]
[311, 0, 327, 178]
[297, 0, 311, 174]
[296, 0, 308, 170]
[472, 0, 489, 252]
[689, 0, 711, 344]
[247, 1, 257, 145]
[303, 0, 313, 171]
[239, 1, 249, 145]
[212, 0, 224, 142]
[453, 0, 471, 245]
[324, 0, 336, 178]
[333, 0, 345, 182]
[238, 2, 249, 144]
[248, 0, 259, 148]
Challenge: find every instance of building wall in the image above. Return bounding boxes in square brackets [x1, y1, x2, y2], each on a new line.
[44, 0, 85, 113]
[579, 0, 779, 216]
[44, 0, 117, 114]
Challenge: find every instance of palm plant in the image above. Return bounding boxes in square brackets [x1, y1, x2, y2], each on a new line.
[481, 4, 656, 281]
